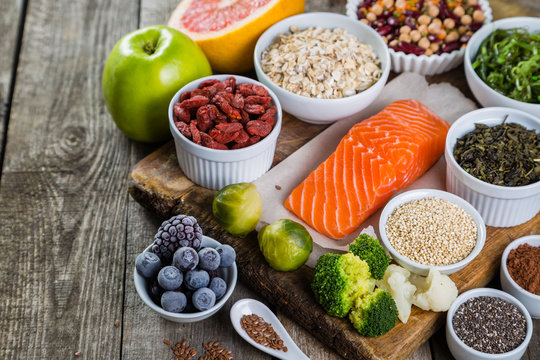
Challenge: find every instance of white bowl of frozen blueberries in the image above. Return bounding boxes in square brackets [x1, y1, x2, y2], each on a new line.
[134, 215, 237, 323]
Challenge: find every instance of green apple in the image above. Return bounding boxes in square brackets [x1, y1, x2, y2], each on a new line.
[102, 25, 212, 142]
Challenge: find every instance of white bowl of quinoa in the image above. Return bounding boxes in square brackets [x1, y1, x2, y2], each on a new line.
[253, 12, 390, 124]
[346, 0, 492, 75]
[379, 189, 486, 276]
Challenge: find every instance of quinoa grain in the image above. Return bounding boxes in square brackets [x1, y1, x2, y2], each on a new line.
[385, 197, 477, 266]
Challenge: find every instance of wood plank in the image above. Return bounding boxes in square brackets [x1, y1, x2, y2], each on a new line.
[0, 0, 138, 358]
[0, 0, 24, 165]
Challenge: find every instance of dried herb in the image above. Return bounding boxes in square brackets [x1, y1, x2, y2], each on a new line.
[453, 117, 540, 186]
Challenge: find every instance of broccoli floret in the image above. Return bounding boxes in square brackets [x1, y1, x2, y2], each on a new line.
[349, 288, 398, 337]
[311, 252, 374, 317]
[348, 234, 390, 280]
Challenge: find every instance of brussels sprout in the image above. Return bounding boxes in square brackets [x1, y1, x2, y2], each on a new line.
[212, 183, 262, 237]
[258, 219, 313, 271]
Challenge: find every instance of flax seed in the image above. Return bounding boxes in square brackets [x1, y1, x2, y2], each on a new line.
[240, 314, 288, 352]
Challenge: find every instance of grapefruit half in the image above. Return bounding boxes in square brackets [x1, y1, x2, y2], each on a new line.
[168, 0, 305, 73]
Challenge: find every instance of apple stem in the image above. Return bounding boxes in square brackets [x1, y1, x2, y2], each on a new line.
[143, 42, 157, 55]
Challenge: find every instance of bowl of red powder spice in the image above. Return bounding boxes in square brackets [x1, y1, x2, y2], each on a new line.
[500, 235, 540, 319]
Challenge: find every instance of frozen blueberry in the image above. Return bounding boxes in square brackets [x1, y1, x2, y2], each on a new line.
[161, 291, 187, 313]
[157, 266, 183, 291]
[192, 287, 216, 311]
[198, 247, 220, 271]
[135, 252, 162, 278]
[148, 278, 164, 305]
[173, 247, 199, 272]
[184, 269, 210, 291]
[207, 269, 219, 279]
[209, 277, 227, 300]
[216, 244, 236, 268]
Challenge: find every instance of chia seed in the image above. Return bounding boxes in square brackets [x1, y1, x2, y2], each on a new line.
[452, 296, 527, 354]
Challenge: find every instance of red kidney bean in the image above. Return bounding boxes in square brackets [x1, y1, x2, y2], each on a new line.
[459, 34, 471, 43]
[380, 10, 392, 19]
[404, 17, 417, 29]
[398, 41, 426, 55]
[387, 16, 399, 27]
[403, 10, 421, 18]
[377, 25, 394, 36]
[372, 18, 386, 28]
[442, 41, 461, 53]
[469, 22, 483, 31]
[427, 34, 441, 42]
[357, 10, 365, 19]
[416, 0, 424, 9]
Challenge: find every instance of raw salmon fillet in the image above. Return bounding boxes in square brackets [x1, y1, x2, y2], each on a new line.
[284, 99, 450, 239]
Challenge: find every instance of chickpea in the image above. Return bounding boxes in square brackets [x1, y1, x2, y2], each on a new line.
[372, 4, 384, 16]
[431, 18, 442, 26]
[418, 24, 428, 35]
[446, 30, 459, 42]
[382, 0, 394, 8]
[443, 18, 455, 30]
[366, 12, 377, 22]
[425, 49, 434, 56]
[458, 25, 468, 34]
[389, 39, 399, 47]
[360, 18, 369, 25]
[430, 42, 440, 52]
[473, 10, 485, 22]
[453, 6, 465, 17]
[399, 33, 411, 42]
[461, 14, 472, 25]
[418, 37, 431, 49]
[395, 0, 406, 9]
[400, 25, 412, 34]
[428, 6, 439, 18]
[467, 0, 478, 5]
[428, 22, 441, 34]
[410, 30, 422, 42]
[418, 14, 431, 25]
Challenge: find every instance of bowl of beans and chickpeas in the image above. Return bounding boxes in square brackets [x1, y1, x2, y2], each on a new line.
[347, 0, 492, 75]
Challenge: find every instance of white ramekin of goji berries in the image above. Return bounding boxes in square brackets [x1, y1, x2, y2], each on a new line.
[347, 0, 492, 75]
[168, 75, 282, 190]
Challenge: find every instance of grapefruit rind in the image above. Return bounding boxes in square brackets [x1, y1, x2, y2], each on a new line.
[168, 0, 305, 73]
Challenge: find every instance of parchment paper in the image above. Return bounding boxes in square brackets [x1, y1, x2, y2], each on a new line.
[254, 72, 477, 267]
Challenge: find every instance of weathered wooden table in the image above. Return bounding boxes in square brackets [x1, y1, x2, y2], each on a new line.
[0, 0, 538, 359]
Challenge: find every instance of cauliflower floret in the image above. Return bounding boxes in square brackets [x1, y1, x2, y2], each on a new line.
[410, 268, 457, 312]
[376, 264, 417, 323]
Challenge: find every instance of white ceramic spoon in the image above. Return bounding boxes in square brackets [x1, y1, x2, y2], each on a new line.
[230, 298, 310, 360]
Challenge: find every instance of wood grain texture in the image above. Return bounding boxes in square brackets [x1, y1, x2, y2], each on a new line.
[0, 0, 24, 163]
[0, 0, 137, 358]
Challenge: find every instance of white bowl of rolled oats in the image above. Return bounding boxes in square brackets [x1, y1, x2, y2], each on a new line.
[254, 12, 390, 124]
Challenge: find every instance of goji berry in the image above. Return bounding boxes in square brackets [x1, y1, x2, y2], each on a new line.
[231, 93, 244, 109]
[213, 94, 241, 120]
[180, 95, 209, 109]
[190, 121, 201, 144]
[199, 79, 220, 88]
[200, 132, 214, 147]
[196, 105, 214, 132]
[175, 121, 191, 138]
[180, 91, 192, 101]
[246, 120, 272, 137]
[258, 106, 277, 126]
[240, 109, 250, 124]
[216, 122, 243, 134]
[209, 128, 239, 144]
[192, 88, 211, 98]
[224, 76, 236, 93]
[244, 103, 265, 115]
[234, 129, 249, 144]
[174, 103, 191, 123]
[232, 135, 261, 149]
[253, 84, 269, 96]
[207, 141, 228, 150]
[237, 83, 255, 96]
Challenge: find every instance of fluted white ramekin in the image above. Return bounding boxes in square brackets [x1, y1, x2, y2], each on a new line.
[445, 107, 540, 227]
[168, 75, 282, 190]
[346, 0, 492, 75]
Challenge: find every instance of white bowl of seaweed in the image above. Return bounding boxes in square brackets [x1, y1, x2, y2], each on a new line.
[464, 17, 540, 118]
[445, 107, 540, 227]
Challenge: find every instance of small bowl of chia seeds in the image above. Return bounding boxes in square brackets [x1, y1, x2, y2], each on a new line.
[446, 288, 533, 360]
[379, 188, 486, 276]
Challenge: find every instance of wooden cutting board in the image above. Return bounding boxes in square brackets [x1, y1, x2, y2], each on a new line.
[128, 70, 540, 360]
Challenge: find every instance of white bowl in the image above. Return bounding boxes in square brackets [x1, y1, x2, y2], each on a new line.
[446, 288, 533, 360]
[379, 189, 486, 276]
[465, 17, 540, 118]
[253, 12, 390, 124]
[346, 0, 492, 75]
[445, 107, 540, 227]
[133, 236, 238, 323]
[500, 235, 540, 319]
[168, 74, 282, 190]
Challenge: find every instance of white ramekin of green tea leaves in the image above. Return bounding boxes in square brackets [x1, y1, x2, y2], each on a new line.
[445, 107, 540, 227]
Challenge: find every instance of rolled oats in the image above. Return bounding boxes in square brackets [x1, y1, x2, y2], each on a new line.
[261, 26, 382, 99]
